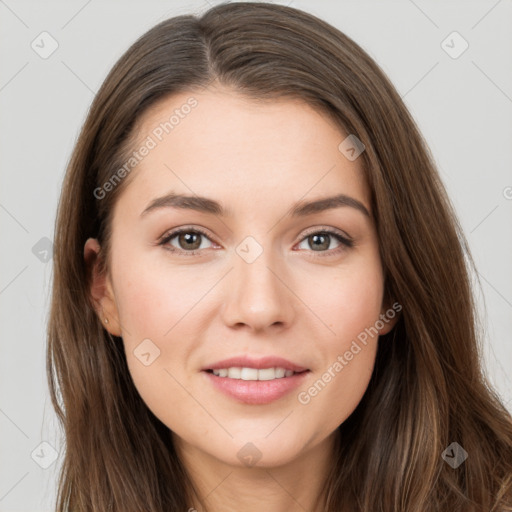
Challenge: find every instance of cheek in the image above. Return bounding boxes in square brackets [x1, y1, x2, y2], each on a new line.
[110, 252, 217, 401]
[112, 259, 199, 417]
[112, 254, 208, 340]
[308, 254, 385, 341]
[296, 257, 383, 422]
[297, 292, 381, 430]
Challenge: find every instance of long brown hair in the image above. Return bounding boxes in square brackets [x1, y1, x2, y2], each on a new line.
[47, 2, 512, 510]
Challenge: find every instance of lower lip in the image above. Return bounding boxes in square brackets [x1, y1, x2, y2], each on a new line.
[202, 370, 310, 405]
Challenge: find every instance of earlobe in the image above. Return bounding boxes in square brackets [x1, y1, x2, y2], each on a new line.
[378, 315, 398, 336]
[378, 297, 401, 336]
[83, 237, 122, 336]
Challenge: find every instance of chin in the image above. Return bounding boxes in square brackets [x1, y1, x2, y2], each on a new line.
[207, 431, 313, 469]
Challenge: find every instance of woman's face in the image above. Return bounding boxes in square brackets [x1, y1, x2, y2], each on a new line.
[86, 86, 396, 469]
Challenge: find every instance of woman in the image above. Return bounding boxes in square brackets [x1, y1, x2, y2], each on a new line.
[47, 2, 512, 511]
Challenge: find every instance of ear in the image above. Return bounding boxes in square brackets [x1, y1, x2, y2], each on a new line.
[377, 291, 401, 336]
[84, 238, 122, 337]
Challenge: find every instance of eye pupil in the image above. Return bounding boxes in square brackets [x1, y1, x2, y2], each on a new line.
[179, 232, 201, 250]
[310, 233, 329, 251]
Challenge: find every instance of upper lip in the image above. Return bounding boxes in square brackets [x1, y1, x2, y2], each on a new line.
[203, 355, 309, 373]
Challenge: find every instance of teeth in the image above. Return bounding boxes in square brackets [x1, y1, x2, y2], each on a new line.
[240, 367, 258, 380]
[227, 367, 241, 379]
[211, 367, 297, 380]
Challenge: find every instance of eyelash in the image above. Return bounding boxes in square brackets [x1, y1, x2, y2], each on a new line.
[158, 225, 354, 258]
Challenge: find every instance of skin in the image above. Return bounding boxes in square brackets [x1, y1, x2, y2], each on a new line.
[84, 86, 398, 512]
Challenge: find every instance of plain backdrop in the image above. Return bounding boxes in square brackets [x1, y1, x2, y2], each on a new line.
[1, 1, 511, 510]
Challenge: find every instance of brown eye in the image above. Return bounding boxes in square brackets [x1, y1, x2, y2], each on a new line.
[159, 228, 215, 255]
[307, 233, 331, 251]
[176, 231, 202, 250]
[296, 229, 353, 257]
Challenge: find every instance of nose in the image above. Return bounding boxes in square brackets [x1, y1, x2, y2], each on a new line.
[221, 243, 296, 332]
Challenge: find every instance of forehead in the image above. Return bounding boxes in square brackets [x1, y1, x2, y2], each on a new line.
[116, 86, 370, 218]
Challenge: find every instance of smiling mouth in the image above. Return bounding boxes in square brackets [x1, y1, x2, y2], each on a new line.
[204, 367, 309, 381]
[203, 367, 311, 404]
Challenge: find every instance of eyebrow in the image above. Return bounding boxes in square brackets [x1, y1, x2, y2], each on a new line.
[140, 192, 371, 219]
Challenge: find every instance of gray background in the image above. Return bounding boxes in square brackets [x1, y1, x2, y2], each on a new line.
[1, 1, 511, 510]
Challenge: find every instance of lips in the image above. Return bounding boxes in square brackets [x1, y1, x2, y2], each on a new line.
[203, 355, 309, 373]
[203, 368, 310, 404]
